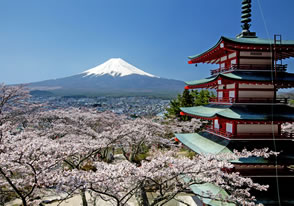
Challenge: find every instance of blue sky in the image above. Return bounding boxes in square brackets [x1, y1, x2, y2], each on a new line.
[1, 0, 294, 84]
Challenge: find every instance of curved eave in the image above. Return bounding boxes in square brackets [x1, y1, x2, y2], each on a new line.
[188, 37, 222, 59]
[180, 104, 294, 121]
[190, 183, 235, 206]
[223, 36, 294, 46]
[175, 133, 232, 155]
[188, 36, 294, 64]
[231, 156, 294, 164]
[185, 75, 218, 89]
[218, 105, 294, 121]
[188, 37, 226, 64]
[185, 71, 294, 89]
[180, 105, 229, 119]
[223, 36, 294, 60]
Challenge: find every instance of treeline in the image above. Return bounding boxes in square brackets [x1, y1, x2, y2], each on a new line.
[166, 89, 215, 120]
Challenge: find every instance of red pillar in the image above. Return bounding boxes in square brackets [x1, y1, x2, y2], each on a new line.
[235, 83, 239, 103]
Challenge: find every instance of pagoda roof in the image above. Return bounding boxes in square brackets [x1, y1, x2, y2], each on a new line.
[223, 36, 294, 46]
[175, 132, 232, 155]
[190, 183, 234, 206]
[176, 132, 294, 164]
[185, 71, 294, 89]
[188, 36, 294, 64]
[180, 104, 294, 121]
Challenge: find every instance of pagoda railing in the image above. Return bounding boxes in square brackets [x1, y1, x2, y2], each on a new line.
[281, 132, 294, 139]
[211, 64, 287, 75]
[205, 126, 294, 139]
[205, 126, 233, 139]
[238, 97, 288, 104]
[209, 97, 235, 104]
[233, 132, 294, 139]
[209, 97, 288, 104]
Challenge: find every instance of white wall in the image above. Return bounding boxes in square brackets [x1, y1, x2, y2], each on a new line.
[239, 58, 272, 65]
[240, 51, 272, 57]
[238, 90, 274, 98]
[227, 83, 235, 89]
[229, 52, 237, 59]
[239, 84, 274, 89]
[237, 124, 278, 134]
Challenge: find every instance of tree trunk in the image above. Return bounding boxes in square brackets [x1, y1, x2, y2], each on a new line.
[80, 189, 88, 206]
[136, 186, 149, 206]
[21, 197, 27, 206]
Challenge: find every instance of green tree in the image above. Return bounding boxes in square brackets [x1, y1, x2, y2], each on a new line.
[181, 89, 194, 107]
[166, 89, 214, 121]
[165, 94, 181, 118]
[193, 89, 214, 105]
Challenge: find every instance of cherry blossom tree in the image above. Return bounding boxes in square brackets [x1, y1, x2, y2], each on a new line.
[41, 110, 275, 206]
[133, 149, 276, 206]
[0, 84, 48, 205]
[25, 108, 130, 205]
[0, 84, 41, 127]
[0, 126, 63, 206]
[0, 84, 276, 206]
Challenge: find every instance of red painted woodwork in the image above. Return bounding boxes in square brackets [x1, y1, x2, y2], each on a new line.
[205, 125, 294, 140]
[189, 38, 294, 65]
[205, 125, 232, 140]
[210, 64, 287, 75]
[210, 97, 235, 104]
[185, 77, 294, 90]
[209, 97, 288, 104]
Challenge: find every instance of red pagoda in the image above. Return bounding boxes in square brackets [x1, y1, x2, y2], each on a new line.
[175, 0, 294, 205]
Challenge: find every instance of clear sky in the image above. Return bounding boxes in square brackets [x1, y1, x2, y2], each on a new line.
[1, 0, 294, 84]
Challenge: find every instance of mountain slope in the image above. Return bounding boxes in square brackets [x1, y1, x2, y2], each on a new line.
[28, 58, 185, 98]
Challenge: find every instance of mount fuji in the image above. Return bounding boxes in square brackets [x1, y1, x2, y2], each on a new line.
[28, 58, 185, 98]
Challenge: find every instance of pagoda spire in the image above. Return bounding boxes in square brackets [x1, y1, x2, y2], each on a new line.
[237, 0, 257, 38]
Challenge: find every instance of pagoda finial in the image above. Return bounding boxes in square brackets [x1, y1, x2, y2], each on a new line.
[237, 0, 257, 38]
[241, 0, 252, 32]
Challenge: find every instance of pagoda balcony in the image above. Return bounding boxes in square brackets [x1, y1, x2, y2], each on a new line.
[211, 64, 287, 75]
[205, 126, 233, 139]
[209, 97, 235, 104]
[209, 97, 288, 104]
[235, 132, 294, 139]
[205, 126, 294, 140]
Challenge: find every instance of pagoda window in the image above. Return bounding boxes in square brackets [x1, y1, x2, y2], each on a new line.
[221, 56, 227, 62]
[229, 91, 235, 98]
[218, 91, 223, 98]
[220, 63, 225, 68]
[229, 52, 237, 59]
[218, 85, 225, 89]
[226, 123, 233, 133]
[227, 83, 235, 89]
[214, 119, 219, 129]
[231, 59, 237, 65]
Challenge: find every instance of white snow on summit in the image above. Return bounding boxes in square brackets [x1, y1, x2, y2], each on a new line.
[83, 58, 157, 78]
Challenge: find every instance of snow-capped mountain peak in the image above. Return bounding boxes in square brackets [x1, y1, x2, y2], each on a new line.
[82, 58, 157, 78]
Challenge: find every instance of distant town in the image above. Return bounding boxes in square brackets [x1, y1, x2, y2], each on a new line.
[31, 95, 170, 117]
